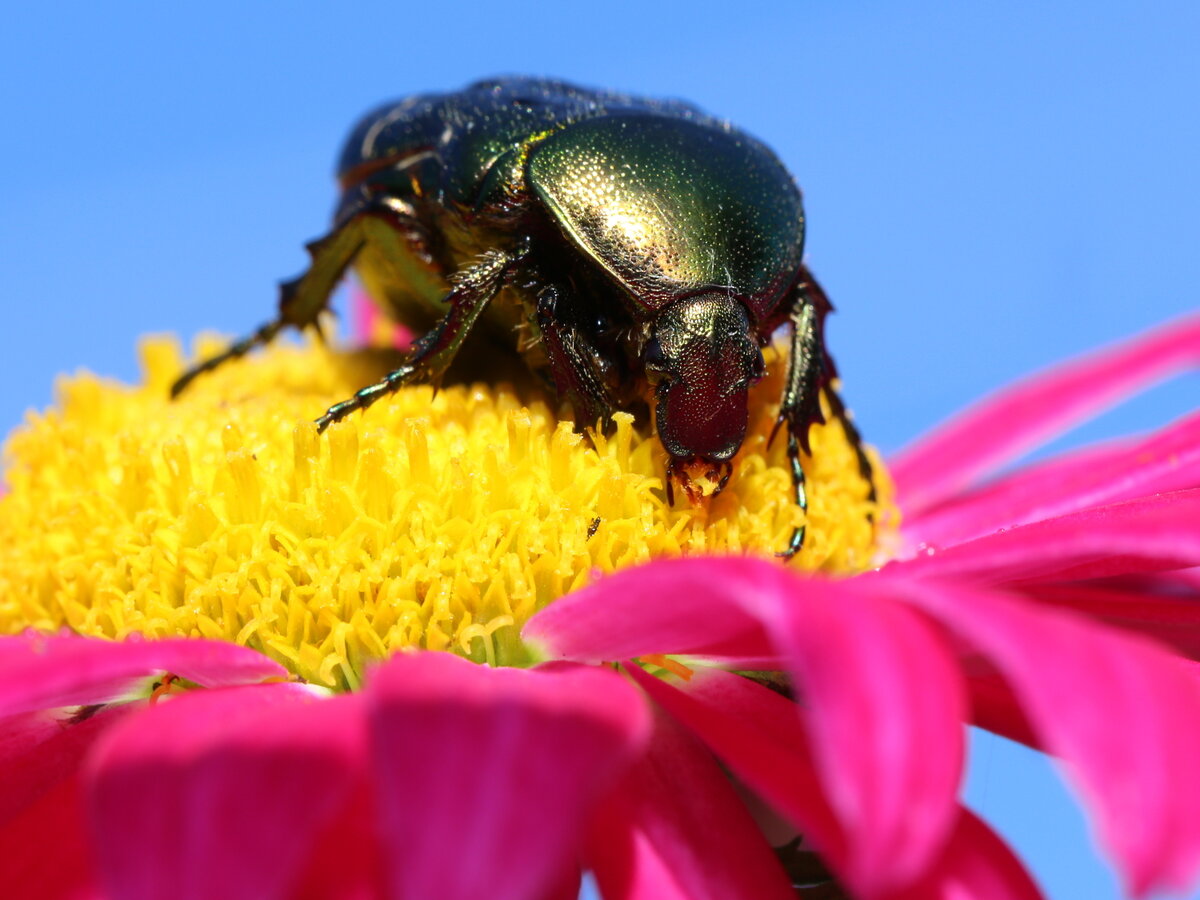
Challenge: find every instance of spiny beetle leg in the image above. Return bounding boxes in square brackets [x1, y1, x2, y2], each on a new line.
[314, 248, 515, 433]
[776, 431, 808, 560]
[772, 282, 826, 557]
[315, 362, 418, 432]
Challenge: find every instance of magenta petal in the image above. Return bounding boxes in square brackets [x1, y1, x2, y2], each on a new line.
[532, 558, 965, 892]
[897, 577, 1200, 896]
[640, 668, 1036, 899]
[0, 774, 98, 899]
[964, 671, 1041, 749]
[1024, 581, 1200, 660]
[85, 683, 365, 900]
[891, 312, 1200, 516]
[757, 580, 966, 891]
[288, 781, 384, 900]
[0, 706, 132, 830]
[367, 652, 650, 900]
[891, 810, 1045, 900]
[0, 707, 136, 897]
[524, 557, 780, 663]
[0, 711, 97, 826]
[891, 489, 1200, 585]
[0, 633, 286, 716]
[352, 286, 411, 349]
[904, 409, 1200, 550]
[1161, 566, 1200, 591]
[586, 702, 794, 900]
[624, 667, 848, 875]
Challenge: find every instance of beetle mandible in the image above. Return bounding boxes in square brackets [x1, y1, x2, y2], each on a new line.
[172, 77, 874, 556]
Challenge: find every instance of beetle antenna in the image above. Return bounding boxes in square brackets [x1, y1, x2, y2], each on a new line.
[170, 319, 285, 398]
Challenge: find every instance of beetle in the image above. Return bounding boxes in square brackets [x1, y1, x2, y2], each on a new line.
[171, 76, 874, 556]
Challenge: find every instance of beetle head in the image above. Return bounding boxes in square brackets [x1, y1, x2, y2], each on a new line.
[645, 293, 764, 503]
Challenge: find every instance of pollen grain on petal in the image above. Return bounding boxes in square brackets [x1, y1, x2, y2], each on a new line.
[0, 336, 890, 689]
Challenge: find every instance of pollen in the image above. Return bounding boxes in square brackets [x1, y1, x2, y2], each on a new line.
[0, 336, 894, 690]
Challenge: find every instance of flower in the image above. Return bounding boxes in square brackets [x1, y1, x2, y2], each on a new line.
[0, 313, 1197, 898]
[0, 334, 882, 682]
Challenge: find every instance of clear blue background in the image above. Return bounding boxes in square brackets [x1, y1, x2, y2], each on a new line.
[3, 3, 1198, 897]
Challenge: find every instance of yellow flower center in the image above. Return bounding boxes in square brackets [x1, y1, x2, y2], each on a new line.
[0, 335, 894, 690]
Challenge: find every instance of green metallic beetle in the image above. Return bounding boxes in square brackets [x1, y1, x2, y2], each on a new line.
[172, 77, 873, 555]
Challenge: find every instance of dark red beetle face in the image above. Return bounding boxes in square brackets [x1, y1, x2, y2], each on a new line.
[645, 293, 765, 500]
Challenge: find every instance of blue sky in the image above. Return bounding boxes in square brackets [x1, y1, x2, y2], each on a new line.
[3, 3, 1198, 896]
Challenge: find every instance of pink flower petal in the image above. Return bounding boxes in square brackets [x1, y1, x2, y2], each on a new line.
[963, 670, 1040, 748]
[1164, 566, 1200, 590]
[638, 668, 1039, 899]
[0, 773, 98, 899]
[759, 580, 966, 892]
[0, 710, 142, 897]
[904, 409, 1200, 550]
[367, 652, 650, 900]
[1024, 581, 1200, 660]
[624, 667, 848, 878]
[891, 489, 1200, 586]
[85, 682, 364, 900]
[889, 810, 1045, 900]
[0, 706, 131, 828]
[352, 286, 412, 349]
[894, 576, 1200, 896]
[586, 701, 795, 900]
[0, 707, 137, 897]
[531, 558, 966, 892]
[289, 782, 384, 900]
[891, 313, 1200, 516]
[536, 870, 585, 900]
[524, 557, 779, 664]
[0, 633, 286, 716]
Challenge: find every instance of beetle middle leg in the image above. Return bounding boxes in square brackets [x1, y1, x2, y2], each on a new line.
[315, 249, 518, 432]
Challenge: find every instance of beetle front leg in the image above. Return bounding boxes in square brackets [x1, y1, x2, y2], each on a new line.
[773, 272, 877, 558]
[778, 376, 878, 559]
[774, 297, 824, 559]
[170, 221, 367, 397]
[779, 432, 809, 559]
[314, 249, 515, 432]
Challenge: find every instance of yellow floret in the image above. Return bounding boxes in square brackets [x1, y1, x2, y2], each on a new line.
[0, 335, 893, 689]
